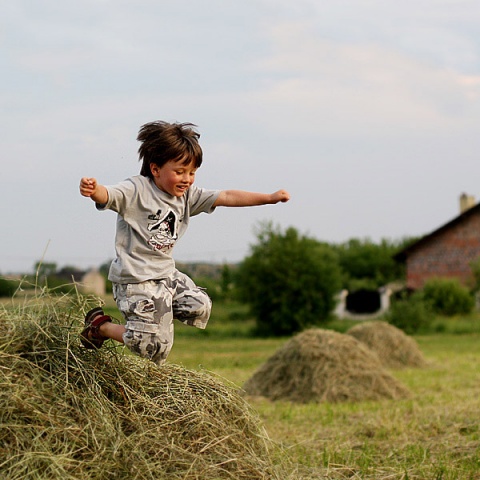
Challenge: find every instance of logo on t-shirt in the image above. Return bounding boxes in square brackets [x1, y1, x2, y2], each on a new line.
[147, 209, 177, 253]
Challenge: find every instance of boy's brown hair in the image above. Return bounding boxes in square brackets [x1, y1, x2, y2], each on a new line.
[137, 121, 203, 178]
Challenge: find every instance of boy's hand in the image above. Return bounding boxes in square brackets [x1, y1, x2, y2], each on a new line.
[80, 177, 98, 197]
[80, 177, 109, 204]
[271, 189, 290, 204]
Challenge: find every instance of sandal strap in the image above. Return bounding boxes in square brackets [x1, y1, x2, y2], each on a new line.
[89, 314, 111, 338]
[85, 307, 105, 324]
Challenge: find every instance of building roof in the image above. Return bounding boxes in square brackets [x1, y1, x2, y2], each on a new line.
[394, 202, 480, 262]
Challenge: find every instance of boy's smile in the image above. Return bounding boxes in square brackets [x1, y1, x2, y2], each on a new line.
[150, 160, 197, 197]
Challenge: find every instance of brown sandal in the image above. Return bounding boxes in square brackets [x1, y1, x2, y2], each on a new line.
[80, 307, 112, 349]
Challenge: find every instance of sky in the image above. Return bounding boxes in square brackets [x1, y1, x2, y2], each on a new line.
[1, 0, 480, 274]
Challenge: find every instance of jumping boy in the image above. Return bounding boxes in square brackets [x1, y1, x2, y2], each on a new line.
[79, 120, 290, 365]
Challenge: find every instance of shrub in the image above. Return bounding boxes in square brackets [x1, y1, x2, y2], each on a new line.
[0, 277, 17, 297]
[422, 277, 474, 316]
[469, 256, 480, 293]
[385, 292, 433, 335]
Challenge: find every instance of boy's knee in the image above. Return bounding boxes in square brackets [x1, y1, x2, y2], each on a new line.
[177, 294, 212, 329]
[194, 300, 211, 329]
[123, 322, 173, 364]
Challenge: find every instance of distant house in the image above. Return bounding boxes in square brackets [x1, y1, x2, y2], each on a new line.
[56, 268, 106, 297]
[395, 194, 480, 290]
[80, 269, 106, 297]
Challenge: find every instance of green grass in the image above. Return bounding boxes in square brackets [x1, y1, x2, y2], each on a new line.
[99, 299, 480, 479]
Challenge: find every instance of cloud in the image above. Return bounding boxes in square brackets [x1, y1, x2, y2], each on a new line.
[242, 20, 480, 138]
[2, 0, 480, 273]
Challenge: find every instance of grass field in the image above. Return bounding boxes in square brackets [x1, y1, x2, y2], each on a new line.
[99, 300, 480, 479]
[3, 292, 478, 479]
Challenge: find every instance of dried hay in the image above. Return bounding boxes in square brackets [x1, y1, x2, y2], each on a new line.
[243, 328, 410, 403]
[347, 321, 427, 369]
[0, 290, 281, 480]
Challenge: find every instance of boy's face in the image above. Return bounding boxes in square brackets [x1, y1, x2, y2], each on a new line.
[150, 160, 197, 197]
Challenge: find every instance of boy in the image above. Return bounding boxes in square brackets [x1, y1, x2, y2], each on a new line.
[79, 120, 290, 365]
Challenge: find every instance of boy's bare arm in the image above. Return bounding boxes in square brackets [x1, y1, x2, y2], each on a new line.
[79, 177, 109, 204]
[213, 189, 290, 207]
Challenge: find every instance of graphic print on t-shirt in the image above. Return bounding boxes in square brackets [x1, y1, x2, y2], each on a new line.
[147, 209, 177, 253]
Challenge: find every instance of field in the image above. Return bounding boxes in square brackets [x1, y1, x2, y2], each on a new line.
[160, 302, 480, 479]
[3, 293, 479, 479]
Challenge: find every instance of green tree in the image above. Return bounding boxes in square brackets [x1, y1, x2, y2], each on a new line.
[33, 261, 57, 278]
[333, 237, 412, 290]
[236, 223, 342, 336]
[220, 264, 235, 301]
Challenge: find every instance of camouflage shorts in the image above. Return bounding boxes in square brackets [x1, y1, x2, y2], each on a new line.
[112, 270, 212, 365]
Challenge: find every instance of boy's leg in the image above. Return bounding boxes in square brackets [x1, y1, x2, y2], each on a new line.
[100, 322, 126, 343]
[114, 281, 175, 365]
[170, 270, 212, 329]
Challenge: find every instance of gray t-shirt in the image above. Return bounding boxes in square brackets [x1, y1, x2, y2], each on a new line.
[97, 175, 220, 283]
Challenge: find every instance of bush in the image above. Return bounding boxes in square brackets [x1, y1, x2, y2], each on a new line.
[469, 256, 480, 293]
[422, 277, 475, 316]
[385, 292, 433, 335]
[0, 277, 17, 297]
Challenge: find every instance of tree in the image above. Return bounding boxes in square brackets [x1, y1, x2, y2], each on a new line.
[33, 261, 57, 279]
[220, 264, 235, 301]
[236, 223, 342, 336]
[333, 237, 412, 290]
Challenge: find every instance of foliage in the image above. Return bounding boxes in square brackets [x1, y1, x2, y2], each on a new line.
[31, 262, 83, 294]
[421, 277, 475, 316]
[469, 255, 480, 292]
[384, 291, 434, 335]
[0, 277, 18, 297]
[236, 223, 342, 336]
[99, 259, 113, 277]
[193, 276, 223, 301]
[333, 237, 413, 289]
[33, 261, 57, 278]
[35, 276, 77, 294]
[192, 265, 237, 303]
[220, 264, 236, 300]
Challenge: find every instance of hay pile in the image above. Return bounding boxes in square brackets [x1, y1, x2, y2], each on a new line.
[0, 291, 280, 480]
[347, 321, 427, 369]
[243, 329, 410, 403]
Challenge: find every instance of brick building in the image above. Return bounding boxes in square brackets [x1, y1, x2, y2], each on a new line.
[395, 194, 480, 290]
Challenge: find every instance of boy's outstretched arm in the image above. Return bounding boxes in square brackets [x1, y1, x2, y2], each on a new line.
[213, 189, 290, 207]
[79, 177, 109, 204]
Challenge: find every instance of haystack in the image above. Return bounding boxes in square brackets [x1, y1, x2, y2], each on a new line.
[347, 321, 427, 369]
[243, 328, 410, 403]
[0, 291, 281, 480]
